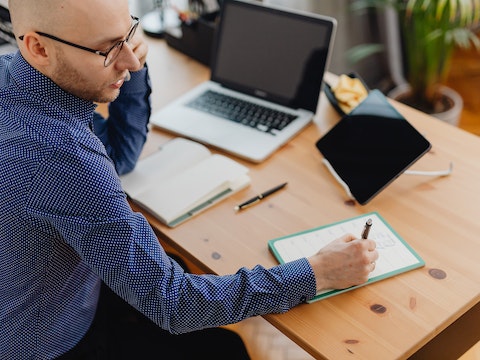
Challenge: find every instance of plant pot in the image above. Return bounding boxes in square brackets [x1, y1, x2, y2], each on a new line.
[388, 84, 463, 126]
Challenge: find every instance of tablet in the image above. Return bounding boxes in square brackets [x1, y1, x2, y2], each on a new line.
[315, 90, 431, 205]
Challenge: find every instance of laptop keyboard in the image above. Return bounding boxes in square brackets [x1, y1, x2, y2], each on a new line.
[186, 90, 298, 135]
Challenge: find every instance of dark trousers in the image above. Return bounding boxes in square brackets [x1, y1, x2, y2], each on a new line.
[59, 257, 251, 359]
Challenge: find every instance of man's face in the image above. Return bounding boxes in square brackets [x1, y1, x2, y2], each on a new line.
[47, 10, 138, 103]
[51, 45, 129, 103]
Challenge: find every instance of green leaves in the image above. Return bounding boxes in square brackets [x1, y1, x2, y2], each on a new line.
[350, 0, 480, 107]
[405, 0, 480, 25]
[346, 44, 385, 64]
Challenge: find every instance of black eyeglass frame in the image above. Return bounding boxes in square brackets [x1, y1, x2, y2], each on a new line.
[18, 15, 139, 67]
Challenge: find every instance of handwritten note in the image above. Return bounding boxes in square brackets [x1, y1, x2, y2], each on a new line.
[268, 212, 424, 302]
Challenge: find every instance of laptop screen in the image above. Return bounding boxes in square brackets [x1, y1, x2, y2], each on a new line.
[210, 0, 336, 113]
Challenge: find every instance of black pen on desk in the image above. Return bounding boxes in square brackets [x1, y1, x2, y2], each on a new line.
[361, 218, 373, 239]
[234, 182, 288, 211]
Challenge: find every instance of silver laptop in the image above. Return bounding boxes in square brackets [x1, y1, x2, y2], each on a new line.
[151, 0, 337, 163]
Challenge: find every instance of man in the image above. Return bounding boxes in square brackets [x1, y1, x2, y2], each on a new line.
[0, 0, 379, 358]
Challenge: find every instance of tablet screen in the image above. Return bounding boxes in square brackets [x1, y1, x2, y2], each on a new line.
[315, 90, 431, 205]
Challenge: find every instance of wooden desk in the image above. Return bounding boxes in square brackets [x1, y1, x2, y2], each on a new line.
[139, 37, 480, 359]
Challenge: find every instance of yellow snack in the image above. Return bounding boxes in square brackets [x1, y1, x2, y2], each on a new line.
[331, 74, 368, 114]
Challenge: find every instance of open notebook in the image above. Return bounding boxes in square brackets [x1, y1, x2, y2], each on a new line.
[151, 0, 336, 163]
[120, 138, 250, 227]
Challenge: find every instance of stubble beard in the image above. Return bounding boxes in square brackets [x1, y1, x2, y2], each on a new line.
[51, 49, 121, 104]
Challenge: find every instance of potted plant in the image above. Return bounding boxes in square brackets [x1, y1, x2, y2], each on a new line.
[349, 0, 480, 124]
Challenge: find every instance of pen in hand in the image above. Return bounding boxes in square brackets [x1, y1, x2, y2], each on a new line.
[234, 182, 288, 211]
[361, 218, 373, 239]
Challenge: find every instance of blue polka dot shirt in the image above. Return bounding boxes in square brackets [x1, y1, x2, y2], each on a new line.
[0, 52, 316, 359]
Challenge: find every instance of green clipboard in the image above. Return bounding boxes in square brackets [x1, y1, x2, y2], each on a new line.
[268, 212, 425, 303]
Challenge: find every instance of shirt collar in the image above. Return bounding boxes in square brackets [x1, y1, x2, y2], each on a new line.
[10, 51, 97, 126]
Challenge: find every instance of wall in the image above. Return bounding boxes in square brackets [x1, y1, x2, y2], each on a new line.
[263, 0, 393, 90]
[131, 0, 393, 90]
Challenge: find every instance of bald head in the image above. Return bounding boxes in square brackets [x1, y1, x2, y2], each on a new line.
[8, 0, 138, 102]
[9, 0, 131, 42]
[9, 0, 65, 36]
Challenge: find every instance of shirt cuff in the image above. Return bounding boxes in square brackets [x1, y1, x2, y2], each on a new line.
[277, 258, 317, 307]
[120, 66, 149, 95]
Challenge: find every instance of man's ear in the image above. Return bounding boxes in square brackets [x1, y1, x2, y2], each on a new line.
[20, 32, 51, 66]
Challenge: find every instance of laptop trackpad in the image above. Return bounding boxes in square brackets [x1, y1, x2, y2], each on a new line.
[165, 110, 239, 142]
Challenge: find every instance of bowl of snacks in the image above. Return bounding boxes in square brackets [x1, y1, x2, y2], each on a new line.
[324, 73, 369, 116]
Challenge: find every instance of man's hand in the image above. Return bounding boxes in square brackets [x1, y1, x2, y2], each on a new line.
[129, 28, 148, 71]
[308, 234, 378, 291]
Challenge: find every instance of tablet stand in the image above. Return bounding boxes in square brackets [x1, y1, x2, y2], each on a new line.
[322, 159, 355, 200]
[322, 159, 453, 201]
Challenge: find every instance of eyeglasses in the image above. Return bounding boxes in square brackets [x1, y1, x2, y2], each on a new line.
[19, 16, 139, 67]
